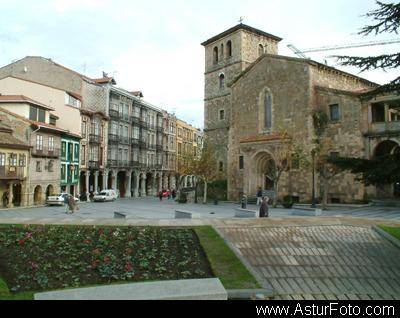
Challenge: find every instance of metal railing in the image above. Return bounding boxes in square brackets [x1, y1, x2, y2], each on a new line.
[109, 109, 119, 118]
[131, 138, 140, 146]
[89, 134, 102, 144]
[89, 161, 100, 169]
[32, 147, 60, 158]
[108, 134, 119, 144]
[0, 165, 25, 179]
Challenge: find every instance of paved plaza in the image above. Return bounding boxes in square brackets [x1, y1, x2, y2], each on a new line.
[0, 197, 400, 221]
[0, 198, 399, 300]
[219, 225, 400, 300]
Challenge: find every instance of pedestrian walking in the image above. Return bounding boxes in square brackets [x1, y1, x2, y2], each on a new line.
[172, 189, 177, 200]
[68, 195, 76, 214]
[259, 197, 269, 218]
[159, 190, 163, 201]
[64, 193, 70, 213]
[256, 187, 263, 205]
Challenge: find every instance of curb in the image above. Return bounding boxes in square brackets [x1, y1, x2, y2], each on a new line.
[227, 289, 274, 300]
[372, 225, 400, 249]
[212, 226, 275, 294]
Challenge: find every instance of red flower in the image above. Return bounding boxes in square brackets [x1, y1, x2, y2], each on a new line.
[84, 239, 91, 244]
[103, 256, 110, 264]
[93, 248, 100, 254]
[91, 261, 98, 269]
[18, 238, 25, 246]
[126, 248, 133, 254]
[99, 229, 104, 236]
[125, 263, 133, 272]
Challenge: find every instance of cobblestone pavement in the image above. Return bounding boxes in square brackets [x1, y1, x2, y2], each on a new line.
[218, 225, 400, 300]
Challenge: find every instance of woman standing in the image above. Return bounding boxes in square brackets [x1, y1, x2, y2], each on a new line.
[259, 197, 269, 218]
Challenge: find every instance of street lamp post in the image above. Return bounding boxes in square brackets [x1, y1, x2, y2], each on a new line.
[311, 149, 317, 209]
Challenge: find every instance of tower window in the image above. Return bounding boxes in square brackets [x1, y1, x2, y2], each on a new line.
[219, 109, 225, 120]
[329, 104, 340, 122]
[213, 47, 219, 64]
[219, 161, 224, 172]
[264, 92, 272, 129]
[239, 156, 244, 170]
[227, 41, 232, 58]
[258, 44, 265, 57]
[220, 43, 224, 60]
[219, 73, 225, 89]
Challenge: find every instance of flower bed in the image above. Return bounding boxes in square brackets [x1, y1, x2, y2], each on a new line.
[0, 225, 213, 293]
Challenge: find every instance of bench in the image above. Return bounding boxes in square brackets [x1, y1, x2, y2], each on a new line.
[34, 278, 227, 300]
[175, 210, 192, 219]
[114, 212, 127, 219]
[235, 208, 257, 218]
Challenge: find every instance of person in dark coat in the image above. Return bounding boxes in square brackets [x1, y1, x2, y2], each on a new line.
[259, 197, 269, 218]
[158, 190, 163, 201]
[256, 187, 263, 205]
[172, 189, 177, 200]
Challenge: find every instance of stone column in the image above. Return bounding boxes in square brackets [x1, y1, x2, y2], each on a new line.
[7, 182, 14, 208]
[133, 172, 139, 198]
[141, 175, 147, 197]
[103, 170, 109, 191]
[94, 171, 99, 194]
[111, 170, 117, 190]
[126, 171, 132, 198]
[163, 174, 169, 189]
[85, 171, 90, 202]
[158, 174, 163, 192]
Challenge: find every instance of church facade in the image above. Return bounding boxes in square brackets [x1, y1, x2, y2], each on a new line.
[203, 24, 399, 203]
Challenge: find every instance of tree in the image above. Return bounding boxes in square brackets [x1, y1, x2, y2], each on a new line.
[183, 142, 220, 204]
[311, 110, 341, 209]
[327, 152, 400, 186]
[335, 1, 400, 96]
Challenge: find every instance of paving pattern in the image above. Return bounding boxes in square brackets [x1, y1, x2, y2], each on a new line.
[218, 225, 400, 300]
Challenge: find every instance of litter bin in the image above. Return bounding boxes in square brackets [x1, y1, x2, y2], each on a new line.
[241, 195, 248, 209]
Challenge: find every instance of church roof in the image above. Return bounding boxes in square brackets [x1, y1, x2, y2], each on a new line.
[229, 54, 379, 89]
[201, 23, 282, 46]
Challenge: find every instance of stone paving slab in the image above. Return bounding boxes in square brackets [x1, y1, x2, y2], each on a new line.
[34, 278, 227, 300]
[218, 225, 400, 300]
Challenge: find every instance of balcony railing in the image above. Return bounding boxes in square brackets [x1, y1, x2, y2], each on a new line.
[89, 134, 102, 144]
[121, 113, 130, 122]
[32, 147, 60, 158]
[107, 159, 118, 167]
[89, 161, 100, 169]
[0, 165, 25, 180]
[140, 120, 148, 129]
[108, 134, 119, 144]
[139, 141, 147, 149]
[365, 121, 400, 137]
[156, 125, 163, 133]
[131, 138, 140, 146]
[109, 109, 119, 118]
[156, 144, 163, 151]
[131, 115, 140, 125]
[148, 144, 156, 151]
[130, 160, 140, 167]
[120, 136, 131, 145]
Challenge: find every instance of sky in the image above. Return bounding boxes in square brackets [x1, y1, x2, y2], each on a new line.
[1, 0, 399, 128]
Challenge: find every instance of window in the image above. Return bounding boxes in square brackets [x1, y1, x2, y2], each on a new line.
[82, 121, 87, 137]
[213, 46, 219, 64]
[219, 161, 224, 172]
[48, 160, 54, 172]
[61, 141, 66, 159]
[258, 44, 265, 57]
[227, 41, 232, 57]
[219, 109, 225, 120]
[36, 161, 42, 172]
[264, 91, 272, 129]
[29, 106, 37, 121]
[65, 93, 81, 108]
[9, 153, 17, 166]
[0, 153, 5, 166]
[329, 104, 340, 122]
[38, 108, 45, 123]
[371, 102, 385, 123]
[19, 154, 26, 167]
[50, 116, 57, 126]
[220, 43, 224, 60]
[81, 145, 86, 164]
[36, 135, 43, 151]
[239, 156, 244, 170]
[68, 143, 73, 161]
[48, 137, 54, 151]
[219, 73, 225, 89]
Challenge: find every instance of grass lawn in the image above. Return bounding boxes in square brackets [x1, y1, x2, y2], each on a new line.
[195, 226, 261, 289]
[0, 224, 260, 300]
[379, 225, 400, 241]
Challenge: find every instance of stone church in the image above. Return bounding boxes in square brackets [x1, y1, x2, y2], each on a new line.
[202, 24, 400, 203]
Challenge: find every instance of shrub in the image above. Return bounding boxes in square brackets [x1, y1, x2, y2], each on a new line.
[282, 195, 294, 209]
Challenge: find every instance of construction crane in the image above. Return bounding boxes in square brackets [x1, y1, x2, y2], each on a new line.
[287, 39, 400, 59]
